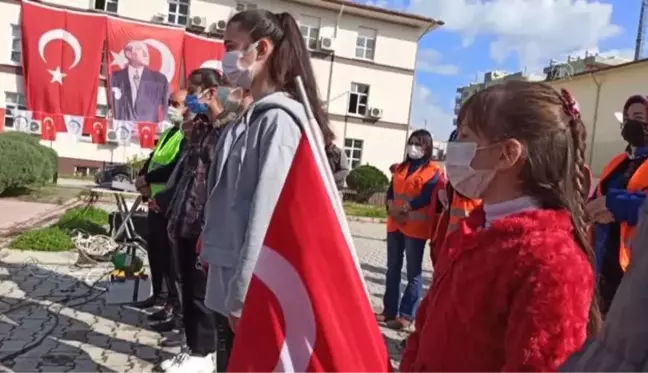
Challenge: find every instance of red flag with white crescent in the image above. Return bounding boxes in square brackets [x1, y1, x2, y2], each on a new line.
[0, 108, 6, 132]
[106, 18, 183, 123]
[84, 117, 108, 144]
[182, 33, 225, 77]
[228, 136, 391, 372]
[137, 122, 157, 149]
[20, 0, 106, 131]
[41, 114, 57, 141]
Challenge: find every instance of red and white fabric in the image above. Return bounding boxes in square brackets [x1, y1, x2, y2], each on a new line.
[182, 33, 225, 76]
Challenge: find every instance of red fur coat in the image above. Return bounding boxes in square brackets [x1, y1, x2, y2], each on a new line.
[400, 209, 594, 372]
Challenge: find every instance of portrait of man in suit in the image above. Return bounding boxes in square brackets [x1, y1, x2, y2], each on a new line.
[110, 40, 169, 122]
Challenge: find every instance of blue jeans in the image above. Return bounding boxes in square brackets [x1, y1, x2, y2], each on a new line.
[383, 230, 426, 319]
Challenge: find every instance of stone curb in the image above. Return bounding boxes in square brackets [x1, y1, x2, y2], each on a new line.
[0, 198, 85, 238]
[346, 215, 387, 224]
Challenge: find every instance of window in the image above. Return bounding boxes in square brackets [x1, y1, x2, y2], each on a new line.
[299, 16, 320, 50]
[4, 92, 27, 129]
[10, 24, 21, 64]
[355, 27, 376, 60]
[348, 83, 369, 115]
[167, 0, 189, 26]
[236, 2, 257, 12]
[93, 0, 118, 13]
[344, 139, 363, 169]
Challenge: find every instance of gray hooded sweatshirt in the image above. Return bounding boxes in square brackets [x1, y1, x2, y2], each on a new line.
[561, 199, 648, 371]
[201, 92, 305, 317]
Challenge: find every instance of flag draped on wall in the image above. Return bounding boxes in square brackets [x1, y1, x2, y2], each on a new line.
[21, 0, 105, 134]
[7, 0, 224, 147]
[182, 33, 225, 77]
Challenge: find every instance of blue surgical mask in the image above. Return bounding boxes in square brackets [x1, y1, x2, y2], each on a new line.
[185, 93, 208, 115]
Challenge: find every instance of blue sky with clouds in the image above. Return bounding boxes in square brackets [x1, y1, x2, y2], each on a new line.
[357, 0, 639, 141]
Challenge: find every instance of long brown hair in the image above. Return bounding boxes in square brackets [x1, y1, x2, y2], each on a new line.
[457, 80, 602, 335]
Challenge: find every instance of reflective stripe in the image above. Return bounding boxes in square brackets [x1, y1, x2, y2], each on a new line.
[447, 223, 459, 233]
[449, 208, 467, 217]
[408, 211, 429, 221]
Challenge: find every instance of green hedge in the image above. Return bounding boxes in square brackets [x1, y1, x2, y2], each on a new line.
[346, 165, 389, 203]
[0, 132, 58, 194]
[10, 206, 109, 251]
[10, 227, 74, 251]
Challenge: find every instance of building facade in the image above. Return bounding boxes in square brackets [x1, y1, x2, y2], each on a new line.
[546, 59, 648, 175]
[0, 0, 439, 177]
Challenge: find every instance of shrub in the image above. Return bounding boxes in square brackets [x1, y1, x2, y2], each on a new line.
[10, 227, 74, 251]
[346, 165, 389, 203]
[0, 133, 59, 193]
[55, 206, 109, 235]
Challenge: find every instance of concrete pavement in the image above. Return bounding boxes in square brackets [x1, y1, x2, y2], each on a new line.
[0, 221, 433, 372]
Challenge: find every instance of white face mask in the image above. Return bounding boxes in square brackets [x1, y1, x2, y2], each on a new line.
[407, 145, 425, 160]
[222, 42, 258, 90]
[167, 106, 183, 124]
[445, 142, 496, 199]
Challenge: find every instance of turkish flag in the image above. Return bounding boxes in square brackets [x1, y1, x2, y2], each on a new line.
[183, 33, 225, 77]
[41, 114, 57, 141]
[21, 0, 106, 131]
[137, 122, 157, 149]
[0, 108, 5, 132]
[228, 137, 390, 371]
[84, 117, 108, 144]
[106, 18, 183, 123]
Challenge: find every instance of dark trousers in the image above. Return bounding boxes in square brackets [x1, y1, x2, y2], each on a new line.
[174, 235, 218, 356]
[383, 230, 426, 319]
[147, 210, 178, 304]
[215, 313, 235, 372]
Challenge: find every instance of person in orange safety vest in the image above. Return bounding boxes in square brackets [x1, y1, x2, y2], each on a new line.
[590, 95, 648, 315]
[377, 129, 445, 331]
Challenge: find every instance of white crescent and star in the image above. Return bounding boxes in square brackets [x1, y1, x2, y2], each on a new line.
[110, 39, 176, 83]
[38, 29, 82, 85]
[199, 59, 223, 72]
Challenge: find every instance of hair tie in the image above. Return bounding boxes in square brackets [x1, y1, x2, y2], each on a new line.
[560, 88, 581, 120]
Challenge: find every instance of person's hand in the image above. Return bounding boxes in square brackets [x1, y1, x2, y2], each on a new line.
[148, 198, 161, 213]
[229, 314, 240, 332]
[135, 175, 148, 189]
[586, 196, 614, 224]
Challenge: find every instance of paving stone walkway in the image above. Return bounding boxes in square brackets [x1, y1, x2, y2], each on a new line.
[0, 221, 433, 372]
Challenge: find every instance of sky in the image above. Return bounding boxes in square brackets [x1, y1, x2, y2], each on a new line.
[357, 0, 639, 141]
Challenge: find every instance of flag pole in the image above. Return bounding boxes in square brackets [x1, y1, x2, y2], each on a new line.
[294, 76, 371, 295]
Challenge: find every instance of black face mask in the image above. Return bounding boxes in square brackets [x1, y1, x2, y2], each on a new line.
[622, 119, 648, 147]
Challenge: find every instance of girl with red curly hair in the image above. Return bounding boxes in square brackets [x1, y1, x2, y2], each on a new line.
[400, 81, 601, 372]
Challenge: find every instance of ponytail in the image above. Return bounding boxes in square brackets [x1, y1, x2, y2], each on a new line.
[228, 10, 334, 144]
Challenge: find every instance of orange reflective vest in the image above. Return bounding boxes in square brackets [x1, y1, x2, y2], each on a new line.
[595, 153, 648, 272]
[431, 186, 481, 261]
[387, 161, 443, 240]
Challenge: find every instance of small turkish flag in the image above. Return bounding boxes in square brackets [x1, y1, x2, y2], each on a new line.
[0, 108, 6, 132]
[84, 117, 107, 144]
[227, 134, 390, 371]
[41, 114, 57, 141]
[137, 122, 157, 149]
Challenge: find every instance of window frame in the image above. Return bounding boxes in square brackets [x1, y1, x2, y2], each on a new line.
[344, 138, 364, 169]
[93, 0, 119, 13]
[4, 92, 27, 130]
[9, 24, 21, 65]
[347, 82, 370, 116]
[355, 27, 376, 61]
[299, 15, 321, 50]
[167, 0, 190, 26]
[235, 2, 257, 12]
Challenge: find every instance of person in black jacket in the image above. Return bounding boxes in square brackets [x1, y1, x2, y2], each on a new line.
[133, 89, 189, 333]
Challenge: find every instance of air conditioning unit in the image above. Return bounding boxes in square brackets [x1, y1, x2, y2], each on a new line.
[209, 20, 227, 34]
[28, 120, 41, 134]
[367, 107, 383, 119]
[319, 36, 336, 52]
[151, 13, 165, 23]
[189, 16, 207, 30]
[106, 129, 119, 144]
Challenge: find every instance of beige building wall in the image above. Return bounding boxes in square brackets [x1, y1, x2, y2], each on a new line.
[547, 60, 648, 176]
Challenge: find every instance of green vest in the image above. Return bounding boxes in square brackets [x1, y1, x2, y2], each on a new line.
[147, 128, 183, 196]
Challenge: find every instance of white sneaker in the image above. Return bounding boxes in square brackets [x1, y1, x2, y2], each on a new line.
[165, 353, 216, 373]
[159, 353, 189, 371]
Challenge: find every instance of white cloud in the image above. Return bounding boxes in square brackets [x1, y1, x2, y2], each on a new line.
[410, 83, 455, 140]
[417, 48, 460, 75]
[364, 0, 389, 8]
[409, 0, 622, 69]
